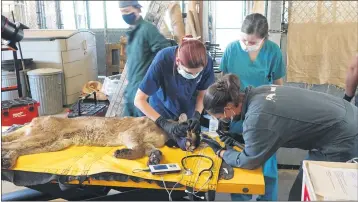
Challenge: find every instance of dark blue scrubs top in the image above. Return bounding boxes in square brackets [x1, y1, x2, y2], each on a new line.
[139, 46, 215, 120]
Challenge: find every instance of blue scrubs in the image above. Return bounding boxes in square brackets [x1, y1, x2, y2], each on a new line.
[220, 39, 286, 201]
[139, 46, 215, 120]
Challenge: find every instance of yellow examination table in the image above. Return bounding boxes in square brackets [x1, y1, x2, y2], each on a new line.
[2, 128, 264, 201]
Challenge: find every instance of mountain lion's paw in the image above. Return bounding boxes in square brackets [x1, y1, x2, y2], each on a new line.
[147, 150, 162, 166]
[1, 152, 16, 170]
[113, 148, 132, 159]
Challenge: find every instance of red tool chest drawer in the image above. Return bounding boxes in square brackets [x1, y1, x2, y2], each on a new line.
[1, 97, 40, 126]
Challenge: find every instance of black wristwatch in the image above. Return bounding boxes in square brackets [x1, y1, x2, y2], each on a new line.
[343, 94, 354, 102]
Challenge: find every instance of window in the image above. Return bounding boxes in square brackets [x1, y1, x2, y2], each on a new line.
[215, 29, 242, 50]
[73, 1, 87, 29]
[215, 1, 244, 50]
[89, 1, 104, 29]
[106, 1, 128, 29]
[61, 1, 76, 29]
[87, 1, 152, 29]
[44, 1, 57, 29]
[138, 1, 151, 17]
[106, 1, 151, 29]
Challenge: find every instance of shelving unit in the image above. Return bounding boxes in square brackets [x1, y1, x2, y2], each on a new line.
[1, 45, 23, 98]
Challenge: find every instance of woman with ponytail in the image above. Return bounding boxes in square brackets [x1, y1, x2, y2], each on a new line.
[134, 36, 215, 150]
[219, 13, 286, 201]
[202, 74, 358, 201]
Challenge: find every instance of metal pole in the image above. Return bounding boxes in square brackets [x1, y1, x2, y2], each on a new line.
[281, 0, 286, 24]
[13, 51, 23, 98]
[41, 1, 47, 29]
[243, 0, 246, 17]
[264, 0, 268, 18]
[103, 1, 108, 31]
[73, 1, 78, 29]
[35, 1, 42, 29]
[181, 0, 185, 13]
[85, 0, 90, 29]
[55, 1, 63, 29]
[11, 11, 29, 96]
[103, 0, 109, 75]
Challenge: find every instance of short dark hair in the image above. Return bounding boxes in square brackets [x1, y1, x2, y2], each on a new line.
[203, 74, 242, 114]
[241, 13, 268, 39]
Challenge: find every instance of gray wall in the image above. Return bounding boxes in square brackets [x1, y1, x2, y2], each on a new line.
[90, 29, 127, 76]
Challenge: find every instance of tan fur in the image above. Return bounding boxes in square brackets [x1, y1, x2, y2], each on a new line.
[1, 114, 197, 169]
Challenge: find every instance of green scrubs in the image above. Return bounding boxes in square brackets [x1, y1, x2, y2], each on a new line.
[123, 16, 171, 117]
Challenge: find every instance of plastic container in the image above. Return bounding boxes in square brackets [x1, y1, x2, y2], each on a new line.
[101, 74, 121, 102]
[1, 58, 33, 71]
[27, 68, 63, 116]
[204, 114, 219, 136]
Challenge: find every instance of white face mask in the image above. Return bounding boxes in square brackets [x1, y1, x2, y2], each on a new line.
[239, 39, 264, 52]
[177, 65, 201, 79]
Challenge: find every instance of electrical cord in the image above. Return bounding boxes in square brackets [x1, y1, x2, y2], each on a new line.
[132, 150, 216, 200]
[165, 150, 190, 201]
[132, 168, 150, 173]
[160, 176, 171, 200]
[160, 170, 186, 201]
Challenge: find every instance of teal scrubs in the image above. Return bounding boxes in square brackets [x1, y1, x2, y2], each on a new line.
[220, 39, 286, 201]
[123, 17, 171, 117]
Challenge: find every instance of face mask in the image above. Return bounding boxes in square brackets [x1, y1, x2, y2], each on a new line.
[177, 65, 201, 80]
[239, 39, 263, 52]
[122, 13, 137, 25]
[222, 108, 241, 123]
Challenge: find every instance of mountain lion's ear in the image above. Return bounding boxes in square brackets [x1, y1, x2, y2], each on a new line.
[178, 113, 188, 123]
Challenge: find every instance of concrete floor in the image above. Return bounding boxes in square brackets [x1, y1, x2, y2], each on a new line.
[1, 169, 298, 201]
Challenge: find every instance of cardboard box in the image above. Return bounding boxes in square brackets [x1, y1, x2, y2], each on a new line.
[302, 160, 358, 201]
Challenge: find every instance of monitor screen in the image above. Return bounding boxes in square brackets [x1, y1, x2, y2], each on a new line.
[153, 165, 168, 170]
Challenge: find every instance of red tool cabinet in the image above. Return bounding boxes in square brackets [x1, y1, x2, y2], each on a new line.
[1, 98, 40, 126]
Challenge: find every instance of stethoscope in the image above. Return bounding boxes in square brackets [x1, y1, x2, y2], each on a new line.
[181, 154, 214, 200]
[347, 157, 358, 163]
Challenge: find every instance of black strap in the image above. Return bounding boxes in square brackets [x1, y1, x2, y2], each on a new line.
[57, 175, 89, 191]
[207, 189, 216, 201]
[186, 186, 195, 201]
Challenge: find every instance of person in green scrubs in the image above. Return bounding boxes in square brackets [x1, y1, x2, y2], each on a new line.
[219, 13, 286, 201]
[119, 1, 171, 117]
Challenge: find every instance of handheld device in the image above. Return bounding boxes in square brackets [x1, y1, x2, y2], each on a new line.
[148, 163, 181, 175]
[216, 130, 245, 150]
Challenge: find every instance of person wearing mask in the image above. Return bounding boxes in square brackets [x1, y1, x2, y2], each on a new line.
[219, 13, 286, 201]
[344, 54, 358, 107]
[119, 1, 171, 117]
[201, 74, 358, 201]
[134, 37, 215, 150]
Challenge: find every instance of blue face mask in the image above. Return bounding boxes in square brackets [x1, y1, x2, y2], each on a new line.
[177, 65, 201, 79]
[122, 13, 137, 25]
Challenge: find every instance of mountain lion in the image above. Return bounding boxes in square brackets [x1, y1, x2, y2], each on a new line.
[1, 114, 199, 169]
